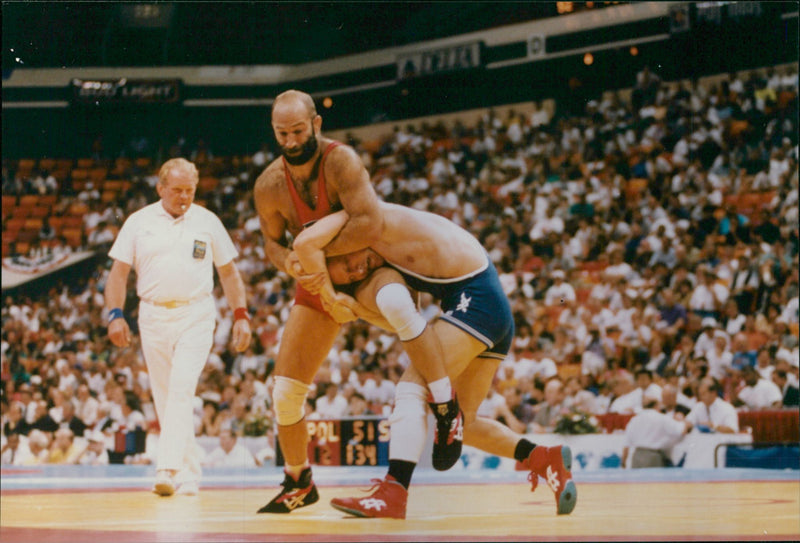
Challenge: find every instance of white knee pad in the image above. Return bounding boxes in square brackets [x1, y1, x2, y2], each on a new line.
[375, 283, 427, 341]
[388, 382, 428, 462]
[273, 376, 311, 426]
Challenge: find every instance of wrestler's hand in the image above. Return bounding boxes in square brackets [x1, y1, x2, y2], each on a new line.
[321, 292, 358, 324]
[284, 252, 305, 279]
[298, 272, 327, 296]
[230, 318, 252, 352]
[108, 318, 132, 348]
[285, 251, 326, 294]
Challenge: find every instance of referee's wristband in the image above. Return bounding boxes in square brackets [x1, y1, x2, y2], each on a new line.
[108, 308, 125, 324]
[233, 307, 251, 322]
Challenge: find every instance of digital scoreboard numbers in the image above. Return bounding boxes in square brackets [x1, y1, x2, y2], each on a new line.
[341, 418, 390, 466]
[276, 418, 391, 467]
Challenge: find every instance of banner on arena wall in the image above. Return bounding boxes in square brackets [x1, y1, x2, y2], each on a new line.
[693, 1, 767, 26]
[1, 250, 96, 289]
[396, 41, 483, 79]
[117, 4, 175, 28]
[70, 78, 182, 105]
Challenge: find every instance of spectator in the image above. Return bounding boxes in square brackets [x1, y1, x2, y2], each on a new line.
[47, 428, 82, 464]
[544, 270, 576, 307]
[203, 428, 257, 468]
[314, 382, 349, 419]
[734, 365, 783, 410]
[75, 384, 100, 428]
[686, 378, 739, 433]
[87, 221, 116, 250]
[608, 371, 642, 414]
[76, 430, 110, 466]
[58, 401, 87, 438]
[659, 383, 693, 417]
[30, 400, 59, 434]
[771, 370, 799, 408]
[346, 391, 375, 417]
[1, 433, 33, 465]
[21, 430, 50, 465]
[3, 402, 31, 437]
[530, 378, 568, 433]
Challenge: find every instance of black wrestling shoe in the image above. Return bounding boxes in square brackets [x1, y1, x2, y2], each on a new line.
[428, 393, 464, 471]
[257, 467, 319, 513]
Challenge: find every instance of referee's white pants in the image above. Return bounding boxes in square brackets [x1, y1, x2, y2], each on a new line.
[138, 297, 215, 481]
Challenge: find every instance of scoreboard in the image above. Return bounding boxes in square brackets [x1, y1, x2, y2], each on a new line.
[275, 417, 391, 467]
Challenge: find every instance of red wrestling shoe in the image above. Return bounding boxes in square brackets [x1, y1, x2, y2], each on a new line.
[525, 445, 577, 515]
[428, 392, 464, 471]
[330, 475, 408, 519]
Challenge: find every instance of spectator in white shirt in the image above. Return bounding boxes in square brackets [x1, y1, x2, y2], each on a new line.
[75, 383, 100, 428]
[544, 270, 576, 307]
[608, 371, 643, 414]
[314, 382, 349, 419]
[735, 365, 783, 410]
[203, 428, 257, 468]
[706, 331, 734, 381]
[686, 378, 739, 433]
[77, 430, 110, 466]
[1, 433, 34, 465]
[362, 369, 396, 408]
[689, 267, 728, 316]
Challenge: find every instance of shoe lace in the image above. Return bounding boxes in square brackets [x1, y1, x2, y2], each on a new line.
[361, 478, 386, 494]
[527, 471, 539, 492]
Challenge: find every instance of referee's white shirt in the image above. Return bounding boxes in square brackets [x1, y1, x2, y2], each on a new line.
[624, 408, 687, 450]
[109, 202, 238, 302]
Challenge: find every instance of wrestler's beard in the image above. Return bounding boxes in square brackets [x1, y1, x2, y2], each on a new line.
[281, 129, 319, 166]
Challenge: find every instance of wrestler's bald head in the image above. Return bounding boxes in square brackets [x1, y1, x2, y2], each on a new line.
[273, 90, 317, 119]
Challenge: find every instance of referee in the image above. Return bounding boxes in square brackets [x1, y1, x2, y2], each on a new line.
[105, 158, 251, 496]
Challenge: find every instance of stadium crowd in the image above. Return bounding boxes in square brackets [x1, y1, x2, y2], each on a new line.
[1, 64, 798, 466]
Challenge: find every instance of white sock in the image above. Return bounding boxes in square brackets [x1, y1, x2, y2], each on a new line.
[286, 462, 309, 479]
[428, 377, 453, 404]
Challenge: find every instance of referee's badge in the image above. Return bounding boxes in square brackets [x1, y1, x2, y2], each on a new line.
[192, 240, 207, 259]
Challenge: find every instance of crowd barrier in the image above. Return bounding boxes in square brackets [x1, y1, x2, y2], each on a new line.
[192, 416, 757, 470]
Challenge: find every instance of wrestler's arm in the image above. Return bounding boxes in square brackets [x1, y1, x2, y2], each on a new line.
[293, 210, 350, 278]
[322, 146, 383, 257]
[254, 170, 293, 276]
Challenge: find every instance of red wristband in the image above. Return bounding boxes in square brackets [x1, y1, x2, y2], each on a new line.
[233, 307, 250, 322]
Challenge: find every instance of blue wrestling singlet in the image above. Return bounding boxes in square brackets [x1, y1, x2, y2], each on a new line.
[388, 257, 514, 359]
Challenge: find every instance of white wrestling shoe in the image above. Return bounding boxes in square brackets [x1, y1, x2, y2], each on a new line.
[152, 470, 176, 497]
[176, 481, 199, 496]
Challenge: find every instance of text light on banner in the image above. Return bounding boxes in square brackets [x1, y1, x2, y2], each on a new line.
[71, 78, 182, 105]
[527, 34, 546, 58]
[397, 41, 483, 79]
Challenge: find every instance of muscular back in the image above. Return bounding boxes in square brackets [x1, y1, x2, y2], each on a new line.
[373, 203, 487, 279]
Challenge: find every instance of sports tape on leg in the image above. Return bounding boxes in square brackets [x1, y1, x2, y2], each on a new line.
[273, 376, 311, 426]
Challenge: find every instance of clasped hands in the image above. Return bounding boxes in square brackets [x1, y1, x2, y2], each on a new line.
[285, 252, 360, 324]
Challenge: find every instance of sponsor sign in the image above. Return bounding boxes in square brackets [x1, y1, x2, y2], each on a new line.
[71, 78, 181, 105]
[397, 41, 483, 79]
